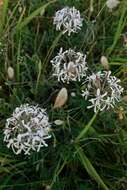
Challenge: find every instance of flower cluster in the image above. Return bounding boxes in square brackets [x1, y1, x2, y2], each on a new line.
[51, 48, 87, 83]
[4, 104, 51, 155]
[53, 6, 83, 36]
[52, 6, 123, 112]
[82, 71, 124, 112]
[3, 5, 123, 156]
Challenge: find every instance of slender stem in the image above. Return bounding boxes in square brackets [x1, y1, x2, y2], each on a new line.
[76, 111, 98, 141]
[35, 60, 42, 94]
[42, 32, 63, 74]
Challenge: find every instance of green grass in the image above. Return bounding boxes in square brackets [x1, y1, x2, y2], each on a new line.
[0, 0, 127, 189]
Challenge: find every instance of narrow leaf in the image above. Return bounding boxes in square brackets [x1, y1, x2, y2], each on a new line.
[76, 111, 98, 141]
[107, 1, 127, 55]
[0, 0, 9, 33]
[76, 146, 109, 190]
[16, 0, 56, 30]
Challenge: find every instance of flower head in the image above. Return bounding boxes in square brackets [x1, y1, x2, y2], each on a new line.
[51, 48, 88, 83]
[4, 104, 51, 155]
[82, 71, 124, 112]
[106, 0, 120, 11]
[53, 6, 83, 36]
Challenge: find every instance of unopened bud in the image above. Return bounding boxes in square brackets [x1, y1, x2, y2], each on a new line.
[7, 66, 14, 80]
[123, 96, 127, 102]
[100, 56, 109, 70]
[0, 0, 3, 7]
[54, 120, 64, 125]
[118, 107, 124, 120]
[71, 92, 76, 97]
[45, 185, 51, 190]
[18, 6, 23, 13]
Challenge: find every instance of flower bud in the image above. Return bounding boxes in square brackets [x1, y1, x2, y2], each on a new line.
[123, 96, 127, 102]
[7, 66, 14, 80]
[54, 120, 64, 125]
[100, 56, 109, 70]
[53, 88, 68, 109]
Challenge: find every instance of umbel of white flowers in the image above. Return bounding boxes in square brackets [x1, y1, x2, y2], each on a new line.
[82, 71, 124, 112]
[4, 104, 51, 155]
[51, 48, 88, 83]
[106, 0, 120, 10]
[53, 6, 83, 36]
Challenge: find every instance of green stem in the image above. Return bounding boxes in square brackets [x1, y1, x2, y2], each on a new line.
[42, 32, 63, 74]
[35, 60, 42, 94]
[76, 111, 98, 141]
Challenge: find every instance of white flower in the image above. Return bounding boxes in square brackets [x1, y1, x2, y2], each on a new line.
[82, 71, 124, 112]
[82, 88, 89, 100]
[84, 72, 103, 89]
[87, 89, 108, 112]
[106, 0, 120, 10]
[53, 6, 83, 36]
[51, 48, 87, 83]
[4, 104, 51, 155]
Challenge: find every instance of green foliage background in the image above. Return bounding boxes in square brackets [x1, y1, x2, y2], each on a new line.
[0, 0, 127, 189]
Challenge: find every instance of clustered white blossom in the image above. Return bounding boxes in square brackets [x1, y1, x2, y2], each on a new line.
[51, 48, 88, 83]
[53, 6, 83, 36]
[4, 104, 51, 155]
[82, 71, 124, 112]
[3, 5, 124, 156]
[106, 0, 120, 10]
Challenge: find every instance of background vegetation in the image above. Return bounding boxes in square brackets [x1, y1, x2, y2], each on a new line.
[0, 0, 127, 189]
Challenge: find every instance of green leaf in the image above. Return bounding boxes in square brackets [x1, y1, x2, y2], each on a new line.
[107, 1, 127, 55]
[79, 184, 91, 190]
[76, 111, 98, 141]
[16, 0, 57, 30]
[0, 0, 9, 33]
[76, 146, 109, 190]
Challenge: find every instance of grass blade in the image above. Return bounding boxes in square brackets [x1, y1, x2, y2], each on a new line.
[0, 0, 9, 33]
[76, 111, 98, 141]
[16, 0, 57, 30]
[76, 146, 109, 190]
[107, 1, 127, 55]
